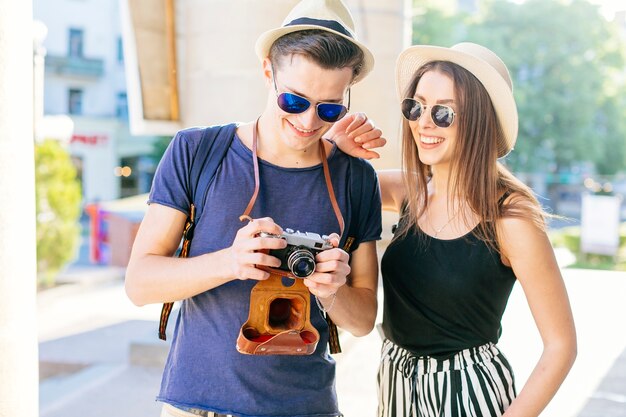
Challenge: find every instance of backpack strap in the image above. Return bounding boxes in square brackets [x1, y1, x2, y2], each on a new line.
[325, 156, 370, 354]
[340, 156, 367, 253]
[158, 124, 237, 340]
[185, 123, 238, 241]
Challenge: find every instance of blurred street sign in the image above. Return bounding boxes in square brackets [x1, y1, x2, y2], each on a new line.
[580, 194, 621, 256]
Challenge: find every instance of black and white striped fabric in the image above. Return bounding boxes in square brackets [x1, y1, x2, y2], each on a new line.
[377, 339, 517, 417]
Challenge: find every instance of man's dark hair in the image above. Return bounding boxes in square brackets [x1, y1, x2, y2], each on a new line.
[269, 29, 364, 82]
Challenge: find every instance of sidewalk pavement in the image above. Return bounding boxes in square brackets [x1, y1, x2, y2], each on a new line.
[39, 251, 626, 417]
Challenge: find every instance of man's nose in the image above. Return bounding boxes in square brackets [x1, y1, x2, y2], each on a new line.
[300, 105, 319, 127]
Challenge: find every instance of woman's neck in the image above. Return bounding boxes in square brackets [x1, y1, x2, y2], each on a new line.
[429, 166, 452, 198]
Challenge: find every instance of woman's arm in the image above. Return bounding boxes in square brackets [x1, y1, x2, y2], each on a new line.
[377, 170, 405, 213]
[497, 215, 577, 417]
[326, 112, 387, 159]
[325, 113, 406, 211]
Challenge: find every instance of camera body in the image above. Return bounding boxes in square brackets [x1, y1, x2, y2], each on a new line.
[259, 228, 334, 278]
[237, 229, 332, 355]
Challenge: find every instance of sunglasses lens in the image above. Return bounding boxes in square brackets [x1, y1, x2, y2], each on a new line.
[401, 99, 422, 121]
[277, 92, 310, 114]
[317, 103, 348, 123]
[432, 105, 454, 128]
[277, 91, 346, 122]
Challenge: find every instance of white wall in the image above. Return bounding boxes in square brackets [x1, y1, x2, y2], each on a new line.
[0, 1, 39, 414]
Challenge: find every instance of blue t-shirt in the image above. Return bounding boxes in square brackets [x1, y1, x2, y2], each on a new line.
[148, 125, 382, 417]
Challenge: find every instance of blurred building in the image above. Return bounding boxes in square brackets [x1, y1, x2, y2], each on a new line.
[34, 0, 161, 203]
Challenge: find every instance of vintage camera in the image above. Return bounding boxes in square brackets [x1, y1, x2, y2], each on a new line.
[259, 229, 334, 278]
[237, 229, 334, 355]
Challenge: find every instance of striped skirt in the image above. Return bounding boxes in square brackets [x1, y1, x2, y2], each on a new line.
[377, 339, 516, 417]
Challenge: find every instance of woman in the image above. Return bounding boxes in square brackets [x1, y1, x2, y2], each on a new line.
[337, 43, 577, 416]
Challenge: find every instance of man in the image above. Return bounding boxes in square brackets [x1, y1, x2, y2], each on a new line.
[125, 1, 381, 416]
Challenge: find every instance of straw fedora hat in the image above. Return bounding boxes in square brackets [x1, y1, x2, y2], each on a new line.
[396, 42, 518, 158]
[255, 0, 375, 84]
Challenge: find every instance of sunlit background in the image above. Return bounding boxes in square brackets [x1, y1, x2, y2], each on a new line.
[3, 0, 626, 416]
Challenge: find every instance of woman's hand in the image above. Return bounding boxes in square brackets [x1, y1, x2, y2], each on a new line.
[326, 112, 387, 159]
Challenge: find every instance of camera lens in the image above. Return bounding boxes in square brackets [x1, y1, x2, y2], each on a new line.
[287, 247, 316, 278]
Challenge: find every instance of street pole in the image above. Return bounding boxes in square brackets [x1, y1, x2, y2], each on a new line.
[0, 0, 39, 416]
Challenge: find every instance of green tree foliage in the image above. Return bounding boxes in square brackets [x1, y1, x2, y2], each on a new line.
[595, 91, 626, 175]
[468, 0, 626, 174]
[411, 0, 626, 175]
[412, 2, 469, 46]
[35, 139, 82, 286]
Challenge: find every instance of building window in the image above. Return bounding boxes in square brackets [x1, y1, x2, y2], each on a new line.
[68, 88, 83, 115]
[68, 28, 84, 57]
[116, 92, 128, 119]
[117, 37, 124, 63]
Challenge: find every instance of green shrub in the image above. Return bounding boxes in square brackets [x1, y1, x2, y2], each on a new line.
[35, 139, 82, 287]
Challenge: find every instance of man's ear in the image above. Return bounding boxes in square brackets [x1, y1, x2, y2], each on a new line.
[262, 58, 273, 87]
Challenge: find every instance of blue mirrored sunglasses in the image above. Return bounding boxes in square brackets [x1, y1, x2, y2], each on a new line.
[272, 68, 350, 123]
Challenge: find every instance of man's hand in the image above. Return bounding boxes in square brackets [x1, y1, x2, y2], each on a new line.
[326, 112, 387, 159]
[303, 234, 350, 298]
[228, 217, 286, 281]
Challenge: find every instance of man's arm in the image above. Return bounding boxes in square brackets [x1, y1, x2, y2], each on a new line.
[304, 240, 378, 337]
[125, 204, 286, 306]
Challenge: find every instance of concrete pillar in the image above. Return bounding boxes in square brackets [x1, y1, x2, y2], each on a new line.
[347, 0, 411, 171]
[0, 1, 39, 416]
[346, 0, 410, 240]
[178, 0, 409, 149]
[180, 0, 299, 126]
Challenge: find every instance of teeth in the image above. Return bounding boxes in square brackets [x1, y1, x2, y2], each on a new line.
[421, 136, 444, 144]
[294, 126, 315, 133]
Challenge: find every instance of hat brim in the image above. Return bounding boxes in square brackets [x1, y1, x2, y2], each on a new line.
[255, 25, 375, 84]
[396, 45, 518, 158]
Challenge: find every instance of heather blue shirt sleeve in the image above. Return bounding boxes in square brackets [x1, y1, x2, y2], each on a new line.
[148, 128, 205, 216]
[350, 158, 382, 251]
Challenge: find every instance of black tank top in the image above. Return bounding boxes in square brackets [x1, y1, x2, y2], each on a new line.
[381, 214, 517, 359]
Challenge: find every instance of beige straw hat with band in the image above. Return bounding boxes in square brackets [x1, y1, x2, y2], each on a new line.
[396, 42, 518, 158]
[255, 0, 375, 84]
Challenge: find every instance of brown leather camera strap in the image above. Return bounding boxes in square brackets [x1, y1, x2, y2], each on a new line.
[159, 204, 196, 340]
[238, 118, 345, 354]
[239, 118, 345, 237]
[239, 118, 261, 222]
[319, 140, 345, 236]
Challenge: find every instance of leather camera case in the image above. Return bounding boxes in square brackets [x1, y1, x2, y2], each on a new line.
[236, 273, 319, 355]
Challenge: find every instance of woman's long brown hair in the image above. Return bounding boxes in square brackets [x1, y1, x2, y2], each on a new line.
[395, 61, 548, 253]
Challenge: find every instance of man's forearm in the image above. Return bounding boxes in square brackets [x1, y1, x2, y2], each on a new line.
[125, 248, 233, 306]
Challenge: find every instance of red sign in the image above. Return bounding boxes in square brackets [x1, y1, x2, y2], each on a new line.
[70, 134, 108, 145]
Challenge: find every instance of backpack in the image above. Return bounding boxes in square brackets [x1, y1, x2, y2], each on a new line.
[158, 123, 372, 354]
